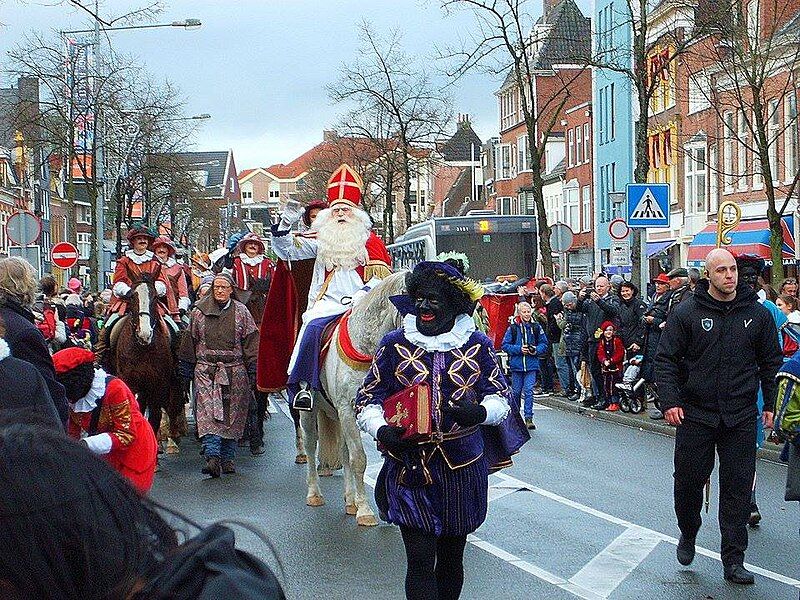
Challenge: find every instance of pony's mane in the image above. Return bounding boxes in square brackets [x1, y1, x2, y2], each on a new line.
[348, 271, 406, 356]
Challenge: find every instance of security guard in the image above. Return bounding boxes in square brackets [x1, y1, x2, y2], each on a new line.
[655, 248, 782, 585]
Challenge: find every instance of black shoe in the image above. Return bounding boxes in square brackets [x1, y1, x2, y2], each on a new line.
[581, 396, 595, 407]
[590, 401, 607, 410]
[724, 564, 755, 584]
[292, 389, 313, 411]
[676, 535, 695, 566]
[748, 503, 761, 528]
[202, 456, 221, 478]
[250, 443, 266, 456]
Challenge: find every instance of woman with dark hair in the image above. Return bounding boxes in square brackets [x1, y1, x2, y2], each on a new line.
[356, 260, 529, 600]
[53, 347, 158, 493]
[617, 281, 647, 356]
[0, 422, 286, 600]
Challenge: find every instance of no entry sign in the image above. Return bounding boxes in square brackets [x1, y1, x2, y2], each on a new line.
[51, 241, 79, 269]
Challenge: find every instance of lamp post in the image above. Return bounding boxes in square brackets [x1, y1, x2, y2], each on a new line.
[61, 9, 202, 289]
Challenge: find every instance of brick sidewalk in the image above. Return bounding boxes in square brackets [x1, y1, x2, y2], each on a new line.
[535, 393, 785, 462]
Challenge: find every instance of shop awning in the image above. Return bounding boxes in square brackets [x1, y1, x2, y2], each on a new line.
[646, 239, 676, 258]
[687, 215, 796, 267]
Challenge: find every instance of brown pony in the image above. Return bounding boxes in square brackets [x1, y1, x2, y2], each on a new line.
[113, 271, 183, 439]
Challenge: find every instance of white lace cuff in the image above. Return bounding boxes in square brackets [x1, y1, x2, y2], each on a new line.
[356, 403, 387, 439]
[84, 433, 113, 455]
[481, 394, 510, 425]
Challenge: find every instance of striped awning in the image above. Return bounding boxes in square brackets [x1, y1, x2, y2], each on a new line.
[687, 216, 795, 267]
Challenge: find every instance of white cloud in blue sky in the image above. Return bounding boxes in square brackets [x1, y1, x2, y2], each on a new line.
[0, 0, 591, 170]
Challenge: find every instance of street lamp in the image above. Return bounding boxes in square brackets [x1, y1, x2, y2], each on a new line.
[62, 18, 202, 36]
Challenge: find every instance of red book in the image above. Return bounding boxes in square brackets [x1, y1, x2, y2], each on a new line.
[382, 383, 432, 440]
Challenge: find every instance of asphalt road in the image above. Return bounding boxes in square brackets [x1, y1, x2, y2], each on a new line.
[150, 400, 800, 600]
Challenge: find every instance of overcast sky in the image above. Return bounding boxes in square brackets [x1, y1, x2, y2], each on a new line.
[0, 0, 591, 171]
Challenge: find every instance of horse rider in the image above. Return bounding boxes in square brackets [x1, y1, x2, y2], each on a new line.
[152, 236, 191, 328]
[270, 164, 392, 411]
[94, 226, 175, 370]
[228, 232, 274, 312]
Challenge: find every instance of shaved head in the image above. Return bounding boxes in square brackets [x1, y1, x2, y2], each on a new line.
[704, 248, 738, 300]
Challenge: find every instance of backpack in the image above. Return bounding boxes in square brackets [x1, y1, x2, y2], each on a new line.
[775, 360, 800, 442]
[510, 320, 540, 347]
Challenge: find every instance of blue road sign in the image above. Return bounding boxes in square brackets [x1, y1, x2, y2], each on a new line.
[626, 183, 670, 228]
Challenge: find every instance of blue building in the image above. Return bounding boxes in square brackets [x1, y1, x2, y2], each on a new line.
[592, 0, 635, 272]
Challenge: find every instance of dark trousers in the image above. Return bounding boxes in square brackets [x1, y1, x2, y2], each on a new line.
[673, 417, 757, 568]
[587, 340, 605, 403]
[400, 526, 468, 600]
[540, 352, 555, 391]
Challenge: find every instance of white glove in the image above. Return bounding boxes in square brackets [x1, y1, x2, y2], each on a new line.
[279, 200, 303, 229]
[112, 282, 131, 298]
[155, 281, 167, 297]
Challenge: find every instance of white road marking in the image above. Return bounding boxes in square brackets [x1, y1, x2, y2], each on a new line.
[567, 526, 662, 598]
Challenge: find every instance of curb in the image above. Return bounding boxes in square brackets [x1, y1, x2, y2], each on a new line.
[535, 394, 785, 463]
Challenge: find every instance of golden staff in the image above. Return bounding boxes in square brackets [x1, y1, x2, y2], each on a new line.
[716, 201, 742, 247]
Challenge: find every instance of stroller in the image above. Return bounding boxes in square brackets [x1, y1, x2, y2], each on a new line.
[614, 355, 655, 414]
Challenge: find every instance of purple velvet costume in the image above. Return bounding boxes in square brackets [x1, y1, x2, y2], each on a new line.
[356, 328, 529, 536]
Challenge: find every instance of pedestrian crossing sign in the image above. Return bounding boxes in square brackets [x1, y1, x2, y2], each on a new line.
[626, 183, 670, 228]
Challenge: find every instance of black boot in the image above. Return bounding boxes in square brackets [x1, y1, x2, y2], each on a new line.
[724, 564, 755, 584]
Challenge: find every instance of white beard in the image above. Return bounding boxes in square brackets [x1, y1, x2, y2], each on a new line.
[316, 211, 370, 271]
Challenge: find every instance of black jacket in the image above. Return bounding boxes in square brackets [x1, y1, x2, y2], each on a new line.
[0, 295, 68, 424]
[0, 339, 62, 429]
[577, 292, 620, 341]
[560, 309, 586, 356]
[618, 297, 647, 350]
[655, 280, 783, 427]
[544, 296, 563, 344]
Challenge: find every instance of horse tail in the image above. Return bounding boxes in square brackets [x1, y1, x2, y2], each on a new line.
[316, 408, 342, 471]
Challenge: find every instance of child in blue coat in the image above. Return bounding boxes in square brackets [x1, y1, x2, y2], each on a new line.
[502, 302, 548, 429]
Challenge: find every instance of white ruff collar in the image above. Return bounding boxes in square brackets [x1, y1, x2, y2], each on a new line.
[126, 250, 154, 265]
[402, 313, 475, 352]
[159, 257, 177, 268]
[239, 253, 265, 266]
[0, 338, 9, 361]
[72, 368, 108, 412]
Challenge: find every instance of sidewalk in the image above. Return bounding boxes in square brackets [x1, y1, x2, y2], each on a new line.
[535, 393, 785, 462]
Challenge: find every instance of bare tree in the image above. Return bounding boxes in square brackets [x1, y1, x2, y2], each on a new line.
[438, 0, 589, 278]
[681, 0, 800, 283]
[328, 21, 452, 234]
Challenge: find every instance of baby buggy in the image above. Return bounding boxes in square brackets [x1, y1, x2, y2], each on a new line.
[614, 355, 652, 414]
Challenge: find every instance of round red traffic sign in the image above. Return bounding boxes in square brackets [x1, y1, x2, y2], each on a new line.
[608, 218, 630, 240]
[51, 241, 79, 269]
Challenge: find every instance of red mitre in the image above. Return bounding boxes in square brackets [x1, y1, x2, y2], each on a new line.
[327, 164, 363, 207]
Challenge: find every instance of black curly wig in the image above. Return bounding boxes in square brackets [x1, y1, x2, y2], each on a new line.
[55, 362, 95, 402]
[405, 264, 474, 317]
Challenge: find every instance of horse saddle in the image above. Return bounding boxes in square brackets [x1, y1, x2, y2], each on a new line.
[319, 311, 373, 370]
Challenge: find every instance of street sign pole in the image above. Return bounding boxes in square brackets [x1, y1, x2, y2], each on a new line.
[627, 183, 671, 294]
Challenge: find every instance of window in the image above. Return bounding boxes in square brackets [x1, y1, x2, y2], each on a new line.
[685, 144, 707, 215]
[495, 196, 513, 215]
[785, 94, 798, 183]
[76, 203, 92, 224]
[241, 190, 253, 201]
[688, 75, 711, 114]
[648, 46, 675, 114]
[575, 126, 583, 164]
[517, 135, 530, 172]
[564, 185, 580, 232]
[568, 129, 574, 167]
[597, 87, 605, 144]
[499, 90, 519, 131]
[77, 232, 91, 259]
[268, 181, 280, 199]
[747, 0, 759, 45]
[582, 185, 591, 232]
[583, 123, 590, 162]
[498, 144, 512, 179]
[709, 145, 719, 213]
[738, 110, 748, 191]
[724, 111, 735, 192]
[610, 83, 616, 140]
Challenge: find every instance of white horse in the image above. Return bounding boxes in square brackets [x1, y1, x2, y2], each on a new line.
[300, 271, 406, 526]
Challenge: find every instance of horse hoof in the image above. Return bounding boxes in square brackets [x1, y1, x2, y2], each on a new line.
[345, 503, 358, 516]
[306, 495, 325, 507]
[357, 515, 378, 527]
[319, 468, 333, 477]
[165, 441, 180, 455]
[295, 454, 308, 464]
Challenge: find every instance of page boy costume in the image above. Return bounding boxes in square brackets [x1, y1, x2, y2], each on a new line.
[356, 260, 529, 600]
